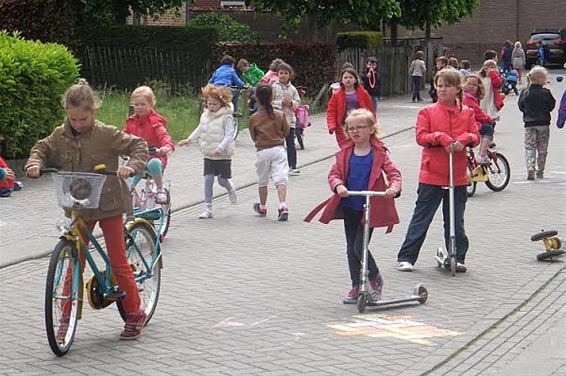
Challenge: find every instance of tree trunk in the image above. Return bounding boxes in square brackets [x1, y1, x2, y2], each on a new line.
[390, 20, 398, 46]
[425, 22, 431, 42]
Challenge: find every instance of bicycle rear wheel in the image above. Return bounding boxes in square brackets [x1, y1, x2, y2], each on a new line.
[45, 240, 80, 356]
[158, 188, 171, 239]
[485, 152, 510, 192]
[118, 221, 161, 325]
[466, 164, 476, 197]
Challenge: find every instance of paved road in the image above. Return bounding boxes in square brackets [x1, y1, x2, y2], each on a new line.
[0, 73, 565, 375]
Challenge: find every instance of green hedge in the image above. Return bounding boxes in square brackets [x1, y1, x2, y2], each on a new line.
[77, 25, 219, 91]
[212, 41, 336, 95]
[187, 12, 257, 42]
[337, 31, 384, 50]
[0, 31, 79, 159]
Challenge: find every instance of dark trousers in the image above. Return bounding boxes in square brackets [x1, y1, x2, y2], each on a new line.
[411, 76, 422, 101]
[285, 128, 297, 169]
[397, 183, 469, 264]
[343, 207, 379, 287]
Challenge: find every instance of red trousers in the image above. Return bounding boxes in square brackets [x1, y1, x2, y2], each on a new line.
[61, 215, 140, 315]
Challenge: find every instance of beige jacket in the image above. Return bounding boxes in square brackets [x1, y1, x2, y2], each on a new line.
[25, 120, 148, 222]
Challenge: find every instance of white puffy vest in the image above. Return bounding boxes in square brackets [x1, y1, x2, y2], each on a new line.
[197, 106, 235, 160]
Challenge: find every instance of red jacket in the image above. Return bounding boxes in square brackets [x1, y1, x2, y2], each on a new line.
[0, 155, 13, 189]
[326, 86, 375, 148]
[463, 92, 494, 125]
[488, 70, 504, 110]
[124, 109, 174, 168]
[304, 138, 401, 232]
[415, 101, 480, 186]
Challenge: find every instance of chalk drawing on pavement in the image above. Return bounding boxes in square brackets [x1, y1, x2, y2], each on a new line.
[327, 314, 462, 346]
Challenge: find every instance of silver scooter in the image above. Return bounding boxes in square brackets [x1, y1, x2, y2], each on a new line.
[348, 190, 428, 313]
[433, 147, 458, 276]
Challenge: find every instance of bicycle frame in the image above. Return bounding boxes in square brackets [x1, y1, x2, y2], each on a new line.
[60, 211, 159, 315]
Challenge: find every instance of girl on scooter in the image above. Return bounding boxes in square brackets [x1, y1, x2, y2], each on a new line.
[304, 109, 401, 304]
[396, 69, 480, 273]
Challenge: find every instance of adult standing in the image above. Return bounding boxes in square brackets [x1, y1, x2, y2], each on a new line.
[326, 67, 375, 148]
[409, 51, 427, 102]
[500, 40, 513, 73]
[512, 41, 526, 83]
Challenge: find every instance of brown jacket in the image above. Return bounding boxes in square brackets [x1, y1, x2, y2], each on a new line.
[25, 120, 148, 222]
[248, 107, 290, 151]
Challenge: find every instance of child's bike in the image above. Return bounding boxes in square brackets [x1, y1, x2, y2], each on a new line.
[130, 148, 171, 239]
[42, 167, 162, 356]
[347, 190, 428, 313]
[466, 146, 510, 197]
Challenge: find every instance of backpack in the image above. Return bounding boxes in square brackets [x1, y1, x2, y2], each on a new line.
[242, 64, 265, 86]
[295, 105, 310, 128]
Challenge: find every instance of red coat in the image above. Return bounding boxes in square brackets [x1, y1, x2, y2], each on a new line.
[304, 138, 401, 232]
[463, 92, 494, 125]
[415, 101, 480, 186]
[0, 155, 13, 189]
[488, 70, 504, 110]
[326, 86, 375, 148]
[124, 109, 174, 169]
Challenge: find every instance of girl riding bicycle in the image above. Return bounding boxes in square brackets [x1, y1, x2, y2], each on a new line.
[25, 80, 149, 340]
[124, 85, 174, 204]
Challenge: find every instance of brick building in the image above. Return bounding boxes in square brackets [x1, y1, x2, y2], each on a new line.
[132, 0, 564, 63]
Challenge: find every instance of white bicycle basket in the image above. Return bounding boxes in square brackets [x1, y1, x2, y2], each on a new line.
[51, 172, 107, 209]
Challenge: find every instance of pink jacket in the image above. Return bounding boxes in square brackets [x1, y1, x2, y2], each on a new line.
[304, 138, 401, 232]
[260, 70, 279, 84]
[124, 109, 174, 168]
[326, 86, 375, 148]
[463, 92, 494, 125]
[415, 101, 480, 186]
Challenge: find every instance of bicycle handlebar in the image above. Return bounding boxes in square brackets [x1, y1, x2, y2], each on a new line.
[40, 167, 135, 177]
[347, 191, 386, 197]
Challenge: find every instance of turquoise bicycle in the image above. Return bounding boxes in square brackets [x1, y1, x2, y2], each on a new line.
[42, 167, 162, 356]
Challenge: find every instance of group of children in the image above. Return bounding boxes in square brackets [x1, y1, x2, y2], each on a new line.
[18, 48, 564, 333]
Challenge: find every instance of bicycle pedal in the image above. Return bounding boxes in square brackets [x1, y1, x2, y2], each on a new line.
[105, 288, 126, 301]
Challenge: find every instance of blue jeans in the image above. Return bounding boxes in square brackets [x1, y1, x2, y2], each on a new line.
[411, 76, 422, 101]
[397, 183, 469, 264]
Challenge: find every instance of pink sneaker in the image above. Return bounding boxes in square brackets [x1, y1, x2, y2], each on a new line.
[369, 274, 383, 301]
[119, 309, 147, 340]
[253, 203, 267, 217]
[155, 189, 169, 204]
[343, 286, 359, 304]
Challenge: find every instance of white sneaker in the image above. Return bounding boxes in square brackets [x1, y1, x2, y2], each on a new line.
[456, 263, 467, 273]
[397, 261, 414, 272]
[198, 208, 213, 219]
[228, 189, 237, 204]
[289, 168, 301, 176]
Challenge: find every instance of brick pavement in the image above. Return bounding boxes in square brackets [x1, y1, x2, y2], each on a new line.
[1, 75, 565, 375]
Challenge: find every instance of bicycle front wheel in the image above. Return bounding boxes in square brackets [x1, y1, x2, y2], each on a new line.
[118, 221, 161, 325]
[485, 152, 510, 192]
[45, 240, 80, 356]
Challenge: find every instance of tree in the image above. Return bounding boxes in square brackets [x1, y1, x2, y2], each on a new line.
[250, 0, 401, 35]
[388, 0, 480, 43]
[80, 0, 185, 25]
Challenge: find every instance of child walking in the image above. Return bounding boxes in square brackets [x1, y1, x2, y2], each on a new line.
[409, 51, 426, 102]
[327, 67, 375, 148]
[25, 80, 149, 340]
[272, 62, 301, 175]
[305, 109, 401, 303]
[397, 69, 479, 273]
[518, 66, 556, 180]
[479, 60, 504, 118]
[124, 86, 174, 204]
[361, 56, 382, 109]
[178, 84, 238, 218]
[249, 83, 291, 221]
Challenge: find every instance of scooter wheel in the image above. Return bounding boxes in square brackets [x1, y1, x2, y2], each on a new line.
[357, 293, 367, 313]
[536, 249, 565, 261]
[417, 284, 428, 304]
[531, 230, 558, 241]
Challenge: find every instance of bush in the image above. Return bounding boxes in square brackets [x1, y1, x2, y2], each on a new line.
[337, 31, 384, 50]
[0, 0, 81, 48]
[0, 31, 79, 159]
[187, 12, 257, 42]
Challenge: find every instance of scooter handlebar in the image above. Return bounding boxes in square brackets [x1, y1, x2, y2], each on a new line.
[346, 190, 386, 197]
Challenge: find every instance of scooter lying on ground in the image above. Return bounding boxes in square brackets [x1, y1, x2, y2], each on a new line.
[347, 190, 428, 314]
[531, 229, 564, 261]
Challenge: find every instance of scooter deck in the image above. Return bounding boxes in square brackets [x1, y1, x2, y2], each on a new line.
[365, 295, 424, 307]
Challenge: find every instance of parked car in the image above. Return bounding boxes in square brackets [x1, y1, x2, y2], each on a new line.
[525, 28, 566, 68]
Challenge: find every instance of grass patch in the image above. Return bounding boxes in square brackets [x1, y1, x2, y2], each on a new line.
[97, 89, 202, 141]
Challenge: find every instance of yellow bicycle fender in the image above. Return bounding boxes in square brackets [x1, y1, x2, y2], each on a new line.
[125, 217, 154, 230]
